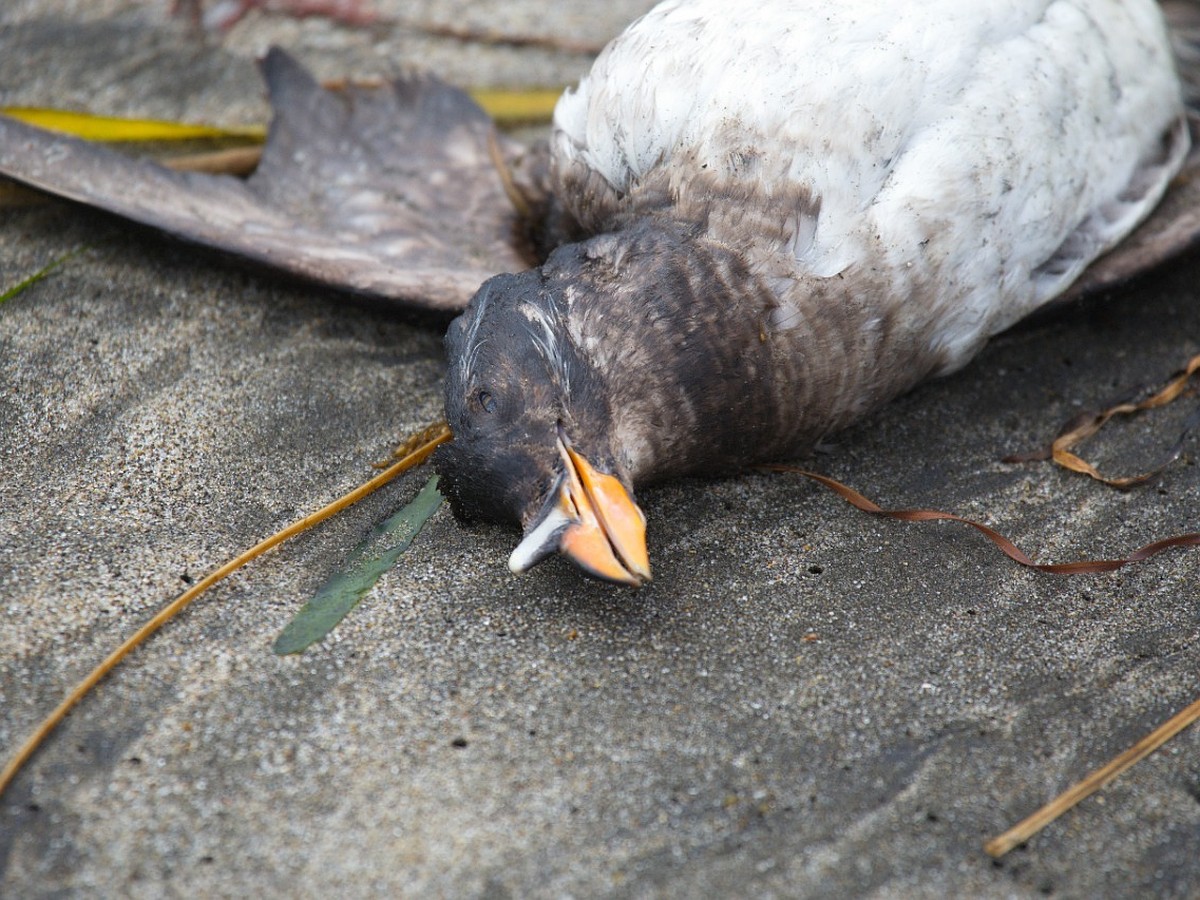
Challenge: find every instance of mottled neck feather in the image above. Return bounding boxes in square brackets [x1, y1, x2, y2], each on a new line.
[548, 216, 952, 484]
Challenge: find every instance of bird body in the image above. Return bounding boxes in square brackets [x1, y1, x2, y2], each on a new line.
[437, 0, 1190, 581]
[556, 0, 1186, 359]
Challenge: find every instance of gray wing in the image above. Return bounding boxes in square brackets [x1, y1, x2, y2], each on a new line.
[0, 48, 536, 312]
[2, 48, 1196, 311]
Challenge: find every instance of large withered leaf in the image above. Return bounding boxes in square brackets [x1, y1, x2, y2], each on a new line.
[0, 49, 533, 311]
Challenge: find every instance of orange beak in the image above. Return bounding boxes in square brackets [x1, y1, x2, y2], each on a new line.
[508, 435, 651, 586]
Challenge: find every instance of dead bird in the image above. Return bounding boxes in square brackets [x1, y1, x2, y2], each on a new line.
[439, 0, 1195, 585]
[2, 0, 1198, 585]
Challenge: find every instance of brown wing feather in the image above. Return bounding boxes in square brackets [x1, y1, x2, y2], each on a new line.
[1065, 0, 1200, 304]
[1061, 135, 1200, 303]
[0, 48, 534, 312]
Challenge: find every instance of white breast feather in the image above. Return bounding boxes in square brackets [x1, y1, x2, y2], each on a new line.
[552, 0, 1187, 371]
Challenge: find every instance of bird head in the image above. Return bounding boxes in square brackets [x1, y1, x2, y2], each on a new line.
[435, 268, 651, 586]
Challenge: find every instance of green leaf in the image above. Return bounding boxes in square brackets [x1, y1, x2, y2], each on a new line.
[0, 247, 85, 305]
[273, 475, 443, 655]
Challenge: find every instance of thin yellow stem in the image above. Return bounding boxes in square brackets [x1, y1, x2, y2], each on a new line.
[0, 424, 451, 798]
[985, 692, 1200, 858]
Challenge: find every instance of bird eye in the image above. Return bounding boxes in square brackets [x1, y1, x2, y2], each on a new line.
[477, 389, 496, 413]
